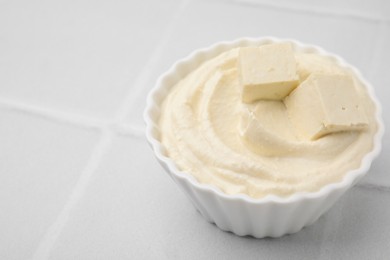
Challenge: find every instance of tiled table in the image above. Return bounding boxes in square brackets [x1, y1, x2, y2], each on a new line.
[1, 0, 389, 259]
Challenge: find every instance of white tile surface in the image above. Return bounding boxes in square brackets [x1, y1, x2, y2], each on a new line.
[0, 0, 182, 119]
[0, 0, 389, 259]
[0, 108, 99, 260]
[48, 137, 182, 259]
[315, 187, 390, 260]
[125, 0, 379, 127]
[360, 22, 390, 187]
[48, 137, 390, 259]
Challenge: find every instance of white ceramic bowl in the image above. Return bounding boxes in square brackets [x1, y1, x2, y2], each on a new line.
[144, 37, 384, 238]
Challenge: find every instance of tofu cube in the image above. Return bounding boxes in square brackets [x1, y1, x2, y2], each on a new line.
[238, 43, 299, 103]
[284, 73, 368, 140]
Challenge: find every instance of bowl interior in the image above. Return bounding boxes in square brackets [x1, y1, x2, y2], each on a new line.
[144, 37, 384, 204]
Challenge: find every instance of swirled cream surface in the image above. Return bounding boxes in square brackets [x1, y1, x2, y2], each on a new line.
[159, 46, 377, 198]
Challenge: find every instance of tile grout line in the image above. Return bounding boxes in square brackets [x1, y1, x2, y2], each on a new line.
[0, 97, 145, 138]
[0, 97, 108, 131]
[355, 182, 390, 193]
[114, 0, 191, 124]
[216, 0, 389, 22]
[32, 129, 113, 260]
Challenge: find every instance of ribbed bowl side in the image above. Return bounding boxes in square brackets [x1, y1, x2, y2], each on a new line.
[169, 172, 348, 238]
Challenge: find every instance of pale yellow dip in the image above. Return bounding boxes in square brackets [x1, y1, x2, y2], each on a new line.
[159, 48, 377, 198]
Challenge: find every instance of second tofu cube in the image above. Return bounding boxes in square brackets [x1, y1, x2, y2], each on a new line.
[239, 43, 299, 103]
[284, 73, 368, 140]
